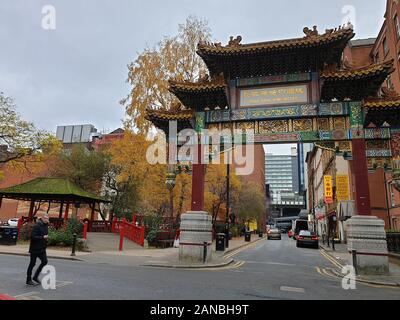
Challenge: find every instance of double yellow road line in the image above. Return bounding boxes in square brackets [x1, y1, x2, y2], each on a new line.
[201, 260, 246, 271]
[319, 249, 344, 269]
[224, 239, 265, 260]
[315, 266, 338, 280]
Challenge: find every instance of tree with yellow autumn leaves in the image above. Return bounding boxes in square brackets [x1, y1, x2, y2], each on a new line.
[121, 16, 211, 134]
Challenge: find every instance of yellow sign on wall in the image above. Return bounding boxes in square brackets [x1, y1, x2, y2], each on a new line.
[324, 175, 333, 204]
[336, 175, 350, 202]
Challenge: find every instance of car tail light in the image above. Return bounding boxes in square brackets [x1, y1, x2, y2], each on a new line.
[312, 236, 319, 241]
[298, 236, 303, 240]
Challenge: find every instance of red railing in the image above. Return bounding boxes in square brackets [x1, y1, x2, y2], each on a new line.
[124, 221, 145, 246]
[112, 217, 145, 247]
[111, 217, 122, 233]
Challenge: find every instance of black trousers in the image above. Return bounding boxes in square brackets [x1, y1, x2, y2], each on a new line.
[27, 252, 48, 281]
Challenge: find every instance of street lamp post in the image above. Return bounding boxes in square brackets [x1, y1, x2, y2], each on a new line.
[226, 154, 230, 249]
[166, 172, 176, 220]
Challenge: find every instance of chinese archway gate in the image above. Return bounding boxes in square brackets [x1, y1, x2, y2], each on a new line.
[145, 25, 400, 217]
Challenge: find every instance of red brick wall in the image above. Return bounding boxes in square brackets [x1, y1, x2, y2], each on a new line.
[235, 144, 265, 191]
[343, 44, 374, 68]
[368, 168, 399, 229]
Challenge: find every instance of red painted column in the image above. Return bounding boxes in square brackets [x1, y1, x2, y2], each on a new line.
[59, 202, 64, 219]
[28, 200, 35, 221]
[119, 223, 124, 251]
[64, 203, 70, 224]
[191, 137, 205, 211]
[351, 139, 371, 216]
[90, 204, 95, 222]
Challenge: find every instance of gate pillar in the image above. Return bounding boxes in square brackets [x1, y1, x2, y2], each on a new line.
[191, 112, 206, 211]
[191, 138, 205, 211]
[351, 139, 371, 215]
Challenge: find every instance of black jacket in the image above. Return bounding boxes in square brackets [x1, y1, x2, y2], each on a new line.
[29, 220, 49, 254]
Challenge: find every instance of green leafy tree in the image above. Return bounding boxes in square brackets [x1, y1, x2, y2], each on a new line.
[103, 165, 139, 221]
[0, 92, 61, 169]
[51, 144, 108, 194]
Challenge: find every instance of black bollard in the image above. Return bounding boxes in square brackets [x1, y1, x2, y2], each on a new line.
[71, 233, 77, 257]
[352, 250, 358, 276]
[203, 242, 207, 263]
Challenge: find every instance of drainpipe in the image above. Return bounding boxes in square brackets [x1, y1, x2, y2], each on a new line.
[383, 170, 392, 230]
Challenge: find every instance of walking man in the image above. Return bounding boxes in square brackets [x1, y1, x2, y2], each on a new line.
[26, 214, 49, 286]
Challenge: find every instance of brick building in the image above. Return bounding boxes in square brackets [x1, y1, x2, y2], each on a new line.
[91, 128, 125, 151]
[371, 0, 400, 93]
[344, 0, 400, 93]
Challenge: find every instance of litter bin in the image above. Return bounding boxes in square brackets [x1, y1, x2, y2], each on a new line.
[216, 233, 226, 251]
[258, 230, 263, 238]
[0, 226, 19, 245]
[245, 231, 251, 242]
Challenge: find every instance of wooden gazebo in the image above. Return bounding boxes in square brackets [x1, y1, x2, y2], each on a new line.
[0, 177, 110, 228]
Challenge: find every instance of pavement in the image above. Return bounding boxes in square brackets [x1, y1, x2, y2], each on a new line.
[0, 232, 264, 269]
[1, 235, 399, 300]
[319, 241, 400, 287]
[141, 234, 265, 269]
[0, 244, 89, 261]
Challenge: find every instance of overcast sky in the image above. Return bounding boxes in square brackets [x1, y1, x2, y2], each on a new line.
[0, 0, 386, 138]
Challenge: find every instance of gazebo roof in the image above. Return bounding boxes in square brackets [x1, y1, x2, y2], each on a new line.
[0, 177, 109, 204]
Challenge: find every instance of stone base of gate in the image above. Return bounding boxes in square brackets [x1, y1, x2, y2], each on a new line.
[179, 211, 213, 263]
[346, 216, 389, 275]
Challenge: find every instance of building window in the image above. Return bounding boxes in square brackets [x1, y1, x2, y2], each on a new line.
[387, 75, 394, 90]
[395, 14, 400, 39]
[383, 37, 389, 56]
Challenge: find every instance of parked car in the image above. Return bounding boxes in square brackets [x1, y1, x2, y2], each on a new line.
[296, 230, 319, 249]
[293, 219, 309, 240]
[267, 228, 281, 240]
[288, 229, 294, 238]
[7, 218, 19, 227]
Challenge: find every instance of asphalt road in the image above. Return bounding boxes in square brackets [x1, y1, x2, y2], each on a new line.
[1, 235, 399, 300]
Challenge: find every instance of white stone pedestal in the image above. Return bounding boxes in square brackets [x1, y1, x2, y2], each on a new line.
[346, 216, 389, 275]
[179, 211, 213, 263]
